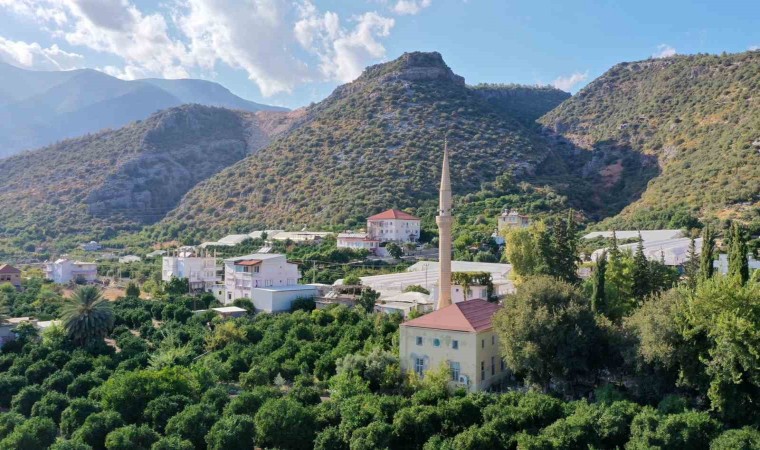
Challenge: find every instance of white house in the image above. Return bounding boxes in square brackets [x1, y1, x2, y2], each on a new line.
[81, 241, 101, 251]
[497, 210, 530, 232]
[337, 232, 380, 251]
[399, 299, 508, 392]
[119, 255, 142, 264]
[223, 254, 301, 304]
[45, 259, 97, 284]
[367, 209, 421, 243]
[162, 255, 220, 291]
[250, 285, 318, 313]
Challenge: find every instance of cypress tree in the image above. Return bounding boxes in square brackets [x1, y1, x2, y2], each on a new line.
[591, 251, 607, 314]
[684, 237, 699, 289]
[632, 232, 650, 300]
[699, 225, 715, 280]
[728, 222, 749, 284]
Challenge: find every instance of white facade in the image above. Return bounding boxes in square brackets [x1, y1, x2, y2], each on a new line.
[337, 232, 380, 251]
[162, 256, 220, 290]
[366, 210, 421, 243]
[223, 254, 301, 304]
[497, 210, 530, 232]
[45, 259, 97, 284]
[250, 285, 318, 312]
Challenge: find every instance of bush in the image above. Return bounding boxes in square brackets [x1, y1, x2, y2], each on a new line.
[0, 416, 58, 450]
[31, 391, 69, 423]
[42, 370, 75, 393]
[72, 411, 125, 450]
[205, 414, 256, 450]
[150, 436, 194, 450]
[11, 384, 45, 416]
[0, 412, 25, 440]
[50, 440, 93, 450]
[291, 297, 316, 312]
[255, 398, 317, 450]
[143, 395, 192, 433]
[0, 374, 27, 407]
[61, 398, 102, 438]
[164, 404, 218, 450]
[105, 424, 159, 450]
[710, 427, 760, 450]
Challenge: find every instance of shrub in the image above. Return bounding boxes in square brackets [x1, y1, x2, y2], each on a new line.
[0, 416, 58, 450]
[105, 424, 160, 450]
[205, 414, 256, 450]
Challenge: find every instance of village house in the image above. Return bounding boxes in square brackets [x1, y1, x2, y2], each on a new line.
[80, 241, 101, 251]
[336, 232, 380, 251]
[399, 299, 507, 392]
[497, 209, 531, 232]
[162, 252, 220, 292]
[223, 254, 311, 312]
[45, 259, 97, 284]
[0, 264, 22, 289]
[367, 209, 421, 243]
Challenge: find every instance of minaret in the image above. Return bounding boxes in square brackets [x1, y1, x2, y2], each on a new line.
[436, 141, 453, 309]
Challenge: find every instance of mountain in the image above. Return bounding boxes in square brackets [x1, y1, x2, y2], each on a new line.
[159, 52, 571, 238]
[0, 63, 287, 158]
[540, 50, 760, 228]
[0, 104, 303, 256]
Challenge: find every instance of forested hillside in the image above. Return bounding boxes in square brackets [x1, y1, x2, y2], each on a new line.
[160, 52, 571, 241]
[540, 50, 760, 228]
[0, 105, 302, 256]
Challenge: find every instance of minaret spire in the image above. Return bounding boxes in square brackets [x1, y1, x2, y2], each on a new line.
[436, 138, 453, 309]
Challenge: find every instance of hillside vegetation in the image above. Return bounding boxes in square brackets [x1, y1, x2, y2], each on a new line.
[540, 50, 760, 228]
[0, 105, 302, 257]
[160, 52, 570, 241]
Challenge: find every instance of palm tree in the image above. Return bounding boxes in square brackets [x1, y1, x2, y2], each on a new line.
[60, 286, 114, 346]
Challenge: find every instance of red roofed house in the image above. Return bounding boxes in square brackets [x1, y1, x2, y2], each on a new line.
[399, 299, 508, 392]
[0, 264, 22, 290]
[367, 209, 421, 244]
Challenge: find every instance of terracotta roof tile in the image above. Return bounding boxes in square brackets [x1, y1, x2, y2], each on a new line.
[0, 264, 21, 274]
[401, 299, 501, 332]
[367, 209, 420, 221]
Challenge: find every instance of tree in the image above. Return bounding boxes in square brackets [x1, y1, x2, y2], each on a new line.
[11, 384, 44, 416]
[60, 398, 102, 438]
[255, 398, 317, 450]
[0, 375, 27, 408]
[591, 252, 607, 314]
[72, 411, 125, 450]
[503, 224, 543, 280]
[205, 414, 256, 450]
[125, 282, 140, 298]
[684, 237, 700, 289]
[343, 274, 362, 287]
[710, 427, 760, 450]
[357, 288, 380, 313]
[403, 284, 430, 295]
[100, 367, 196, 424]
[164, 404, 218, 450]
[60, 286, 114, 346]
[493, 276, 602, 393]
[151, 436, 194, 450]
[632, 233, 651, 300]
[143, 395, 192, 433]
[548, 211, 579, 283]
[105, 424, 159, 450]
[727, 222, 749, 285]
[30, 391, 69, 424]
[385, 243, 403, 260]
[700, 225, 715, 281]
[165, 277, 189, 296]
[0, 416, 58, 450]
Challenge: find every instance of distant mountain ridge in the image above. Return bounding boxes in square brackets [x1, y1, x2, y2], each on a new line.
[0, 62, 287, 157]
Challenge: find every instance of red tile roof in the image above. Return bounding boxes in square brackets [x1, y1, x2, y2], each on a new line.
[0, 264, 20, 274]
[367, 209, 420, 221]
[235, 260, 262, 266]
[401, 299, 502, 332]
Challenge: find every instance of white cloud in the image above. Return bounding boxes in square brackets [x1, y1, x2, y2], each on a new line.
[392, 0, 431, 15]
[652, 44, 676, 59]
[0, 36, 84, 70]
[295, 3, 395, 83]
[552, 71, 588, 92]
[749, 45, 759, 51]
[0, 0, 397, 95]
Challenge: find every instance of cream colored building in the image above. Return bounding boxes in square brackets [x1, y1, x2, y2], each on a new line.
[497, 209, 530, 232]
[399, 299, 508, 392]
[367, 209, 421, 243]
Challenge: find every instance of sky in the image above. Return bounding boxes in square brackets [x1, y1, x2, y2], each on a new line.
[0, 0, 758, 109]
